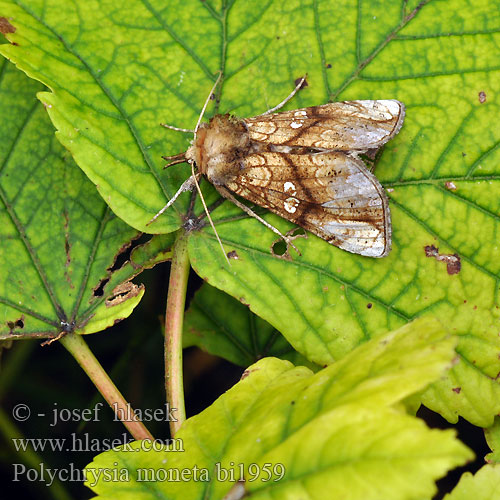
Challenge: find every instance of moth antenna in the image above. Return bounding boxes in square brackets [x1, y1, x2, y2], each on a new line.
[152, 73, 222, 227]
[190, 161, 231, 267]
[260, 74, 308, 116]
[194, 71, 223, 136]
[189, 71, 231, 266]
[160, 123, 195, 133]
[214, 185, 301, 256]
[147, 176, 196, 226]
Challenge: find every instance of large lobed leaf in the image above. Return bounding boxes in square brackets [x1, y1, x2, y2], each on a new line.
[85, 318, 472, 500]
[0, 58, 174, 340]
[0, 0, 499, 425]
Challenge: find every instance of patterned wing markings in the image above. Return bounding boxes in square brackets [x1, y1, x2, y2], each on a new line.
[245, 100, 405, 151]
[226, 152, 391, 257]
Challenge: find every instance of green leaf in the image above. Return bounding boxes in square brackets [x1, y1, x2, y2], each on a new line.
[485, 417, 500, 464]
[183, 283, 317, 368]
[85, 318, 471, 499]
[1, 0, 499, 425]
[0, 58, 174, 339]
[444, 465, 500, 500]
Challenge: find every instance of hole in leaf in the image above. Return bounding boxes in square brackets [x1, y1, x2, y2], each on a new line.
[92, 278, 109, 297]
[92, 234, 148, 298]
[289, 227, 306, 238]
[271, 239, 287, 256]
[6, 315, 25, 333]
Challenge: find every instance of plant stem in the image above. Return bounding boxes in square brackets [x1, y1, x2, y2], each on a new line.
[61, 333, 153, 441]
[164, 231, 190, 436]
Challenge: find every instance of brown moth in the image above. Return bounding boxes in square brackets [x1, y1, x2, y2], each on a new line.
[152, 82, 405, 258]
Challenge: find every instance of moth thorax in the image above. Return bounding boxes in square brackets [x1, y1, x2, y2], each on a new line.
[186, 115, 250, 186]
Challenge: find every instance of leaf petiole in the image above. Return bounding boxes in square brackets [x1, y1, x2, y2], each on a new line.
[164, 230, 190, 436]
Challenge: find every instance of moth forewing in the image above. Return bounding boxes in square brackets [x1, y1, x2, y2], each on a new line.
[169, 97, 404, 258]
[245, 100, 405, 151]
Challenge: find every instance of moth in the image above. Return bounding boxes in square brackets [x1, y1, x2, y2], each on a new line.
[152, 78, 405, 258]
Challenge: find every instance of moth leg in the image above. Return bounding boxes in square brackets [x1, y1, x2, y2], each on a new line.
[160, 123, 195, 134]
[147, 175, 196, 225]
[214, 185, 301, 256]
[358, 148, 381, 173]
[259, 75, 307, 116]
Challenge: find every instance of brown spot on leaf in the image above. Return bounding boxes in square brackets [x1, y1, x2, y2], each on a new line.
[294, 75, 308, 89]
[367, 303, 373, 309]
[227, 250, 239, 260]
[452, 387, 461, 394]
[326, 63, 332, 69]
[240, 368, 258, 380]
[105, 282, 143, 307]
[63, 210, 71, 267]
[0, 17, 16, 34]
[62, 210, 75, 288]
[444, 181, 457, 191]
[478, 91, 486, 103]
[64, 239, 71, 265]
[424, 245, 461, 275]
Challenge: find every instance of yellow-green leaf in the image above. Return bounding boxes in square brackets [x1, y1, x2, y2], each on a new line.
[86, 318, 471, 500]
[444, 465, 500, 500]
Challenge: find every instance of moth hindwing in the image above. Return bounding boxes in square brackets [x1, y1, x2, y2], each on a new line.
[178, 99, 405, 258]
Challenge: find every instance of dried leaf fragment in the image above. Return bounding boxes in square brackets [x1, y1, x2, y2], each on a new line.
[0, 17, 15, 34]
[424, 245, 461, 275]
[105, 282, 144, 307]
